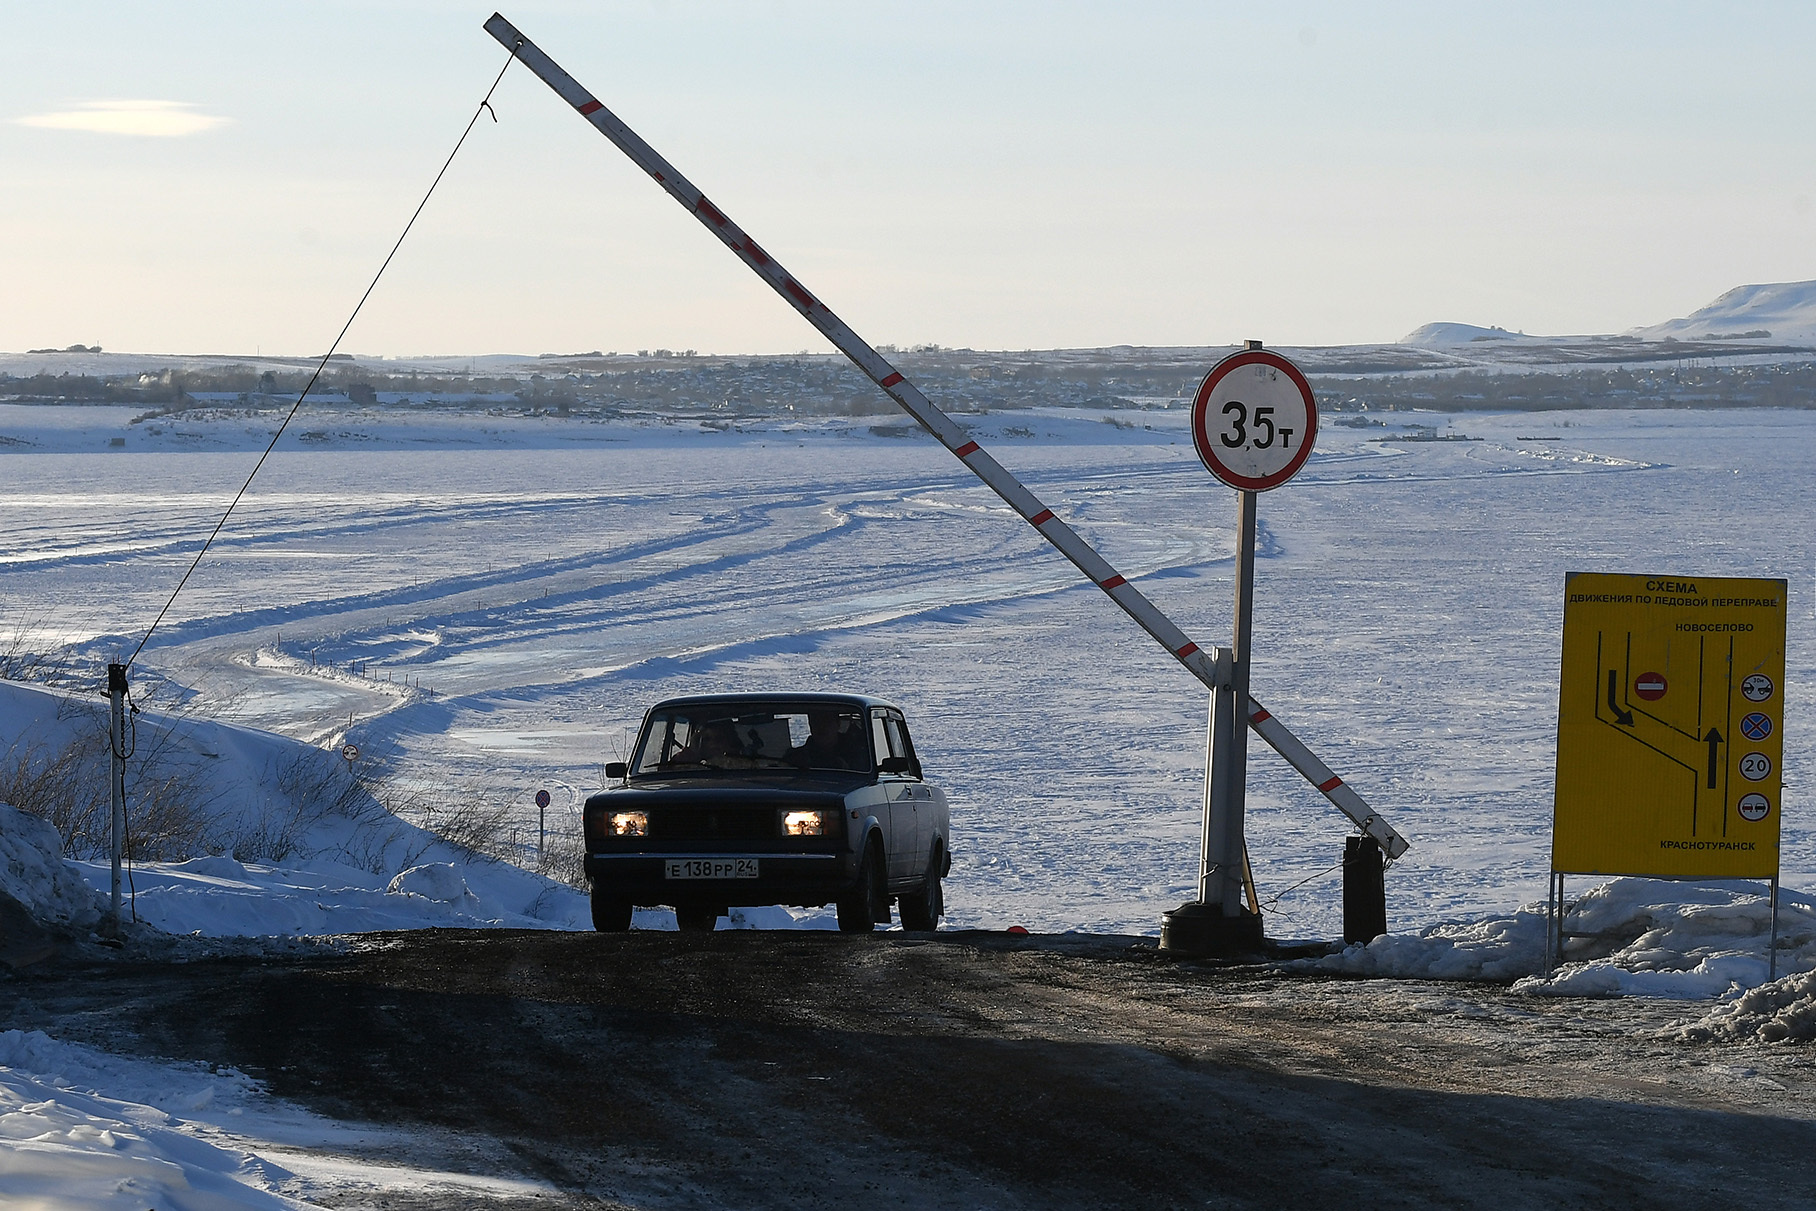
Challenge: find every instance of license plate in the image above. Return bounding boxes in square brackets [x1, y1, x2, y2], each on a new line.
[665, 858, 759, 880]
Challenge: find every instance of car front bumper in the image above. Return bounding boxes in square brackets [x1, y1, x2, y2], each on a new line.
[585, 851, 858, 909]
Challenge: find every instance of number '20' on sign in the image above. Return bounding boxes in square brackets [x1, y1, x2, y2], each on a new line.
[1190, 348, 1319, 493]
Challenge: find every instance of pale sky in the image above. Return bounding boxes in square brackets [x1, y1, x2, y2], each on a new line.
[6, 1, 1816, 357]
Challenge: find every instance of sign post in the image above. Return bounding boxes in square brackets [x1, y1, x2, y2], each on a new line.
[106, 663, 128, 936]
[535, 788, 552, 863]
[1549, 572, 1788, 973]
[1163, 343, 1319, 955]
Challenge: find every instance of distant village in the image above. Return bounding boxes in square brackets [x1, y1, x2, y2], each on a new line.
[5, 341, 1816, 420]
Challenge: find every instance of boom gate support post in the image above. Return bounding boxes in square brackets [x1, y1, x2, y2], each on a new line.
[1163, 489, 1264, 954]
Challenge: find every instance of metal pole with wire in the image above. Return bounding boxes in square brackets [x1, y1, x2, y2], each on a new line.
[106, 663, 127, 935]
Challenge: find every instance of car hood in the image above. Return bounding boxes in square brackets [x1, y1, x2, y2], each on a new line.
[587, 774, 866, 811]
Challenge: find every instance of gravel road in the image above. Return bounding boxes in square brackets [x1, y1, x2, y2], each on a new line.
[6, 929, 1813, 1209]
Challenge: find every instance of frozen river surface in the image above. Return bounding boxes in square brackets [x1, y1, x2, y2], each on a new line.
[2, 401, 1811, 937]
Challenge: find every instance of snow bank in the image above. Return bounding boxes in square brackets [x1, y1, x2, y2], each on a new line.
[1292, 878, 1816, 1000]
[385, 861, 472, 902]
[0, 678, 600, 938]
[78, 852, 590, 937]
[1670, 971, 1816, 1044]
[0, 1029, 561, 1208]
[1292, 903, 1550, 981]
[0, 800, 106, 930]
[0, 1029, 310, 1209]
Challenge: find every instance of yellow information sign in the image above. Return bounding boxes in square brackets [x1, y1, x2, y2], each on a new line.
[1552, 572, 1786, 878]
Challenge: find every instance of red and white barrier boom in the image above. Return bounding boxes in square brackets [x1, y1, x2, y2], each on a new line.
[482, 13, 1408, 862]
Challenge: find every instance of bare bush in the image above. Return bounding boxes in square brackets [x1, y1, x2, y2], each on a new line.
[416, 785, 515, 862]
[0, 731, 223, 861]
[0, 685, 370, 864]
[321, 738, 517, 873]
[535, 827, 587, 890]
[222, 751, 380, 863]
[0, 736, 106, 853]
[120, 765, 223, 862]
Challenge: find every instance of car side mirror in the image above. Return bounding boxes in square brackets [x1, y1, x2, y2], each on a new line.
[605, 761, 628, 781]
[877, 756, 912, 775]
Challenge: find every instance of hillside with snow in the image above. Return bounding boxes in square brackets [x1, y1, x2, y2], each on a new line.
[1399, 322, 1545, 347]
[0, 678, 599, 938]
[1635, 279, 1816, 343]
[1401, 279, 1816, 354]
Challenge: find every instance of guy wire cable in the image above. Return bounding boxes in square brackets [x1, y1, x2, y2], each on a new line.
[123, 36, 524, 674]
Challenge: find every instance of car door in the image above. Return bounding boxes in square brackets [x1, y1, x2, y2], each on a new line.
[874, 709, 924, 882]
[870, 709, 917, 883]
[891, 713, 943, 870]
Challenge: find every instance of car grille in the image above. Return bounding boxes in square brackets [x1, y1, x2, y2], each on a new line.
[650, 807, 778, 842]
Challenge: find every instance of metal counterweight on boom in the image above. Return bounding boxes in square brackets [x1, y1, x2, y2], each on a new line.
[482, 13, 1407, 860]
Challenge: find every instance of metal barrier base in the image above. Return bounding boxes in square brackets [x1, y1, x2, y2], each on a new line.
[1159, 901, 1265, 956]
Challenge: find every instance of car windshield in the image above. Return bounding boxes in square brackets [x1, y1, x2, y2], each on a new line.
[630, 704, 872, 776]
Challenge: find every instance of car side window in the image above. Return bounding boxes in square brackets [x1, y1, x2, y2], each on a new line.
[878, 712, 922, 780]
[888, 713, 922, 778]
[870, 711, 892, 770]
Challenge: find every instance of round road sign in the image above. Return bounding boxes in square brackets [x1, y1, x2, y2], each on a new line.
[1633, 672, 1667, 701]
[340, 743, 359, 761]
[1741, 674, 1774, 702]
[1739, 752, 1773, 782]
[1191, 348, 1318, 492]
[1738, 793, 1771, 822]
[535, 789, 552, 809]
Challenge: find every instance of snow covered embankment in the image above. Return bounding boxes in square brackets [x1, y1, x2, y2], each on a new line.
[1294, 878, 1816, 1030]
[0, 1027, 564, 1209]
[0, 676, 593, 937]
[0, 1028, 313, 1210]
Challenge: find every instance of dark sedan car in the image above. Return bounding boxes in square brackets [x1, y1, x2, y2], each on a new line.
[585, 693, 952, 932]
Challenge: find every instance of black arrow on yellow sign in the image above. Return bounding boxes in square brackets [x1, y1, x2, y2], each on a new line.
[1704, 727, 1722, 790]
[1607, 669, 1634, 726]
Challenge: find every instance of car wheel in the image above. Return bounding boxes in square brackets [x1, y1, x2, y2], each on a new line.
[837, 842, 884, 933]
[898, 845, 943, 932]
[675, 904, 718, 932]
[590, 888, 633, 932]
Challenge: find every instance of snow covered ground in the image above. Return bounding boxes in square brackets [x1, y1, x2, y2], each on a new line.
[2, 398, 1812, 937]
[7, 399, 1810, 930]
[3, 396, 1815, 1203]
[0, 1026, 563, 1209]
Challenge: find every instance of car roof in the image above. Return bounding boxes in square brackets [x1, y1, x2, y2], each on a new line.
[645, 692, 901, 714]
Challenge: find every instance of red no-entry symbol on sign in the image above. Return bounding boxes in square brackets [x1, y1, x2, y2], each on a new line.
[1634, 672, 1667, 701]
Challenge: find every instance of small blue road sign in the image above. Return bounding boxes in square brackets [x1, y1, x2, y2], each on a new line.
[1740, 712, 1773, 742]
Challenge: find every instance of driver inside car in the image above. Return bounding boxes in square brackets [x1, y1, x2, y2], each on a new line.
[788, 711, 867, 771]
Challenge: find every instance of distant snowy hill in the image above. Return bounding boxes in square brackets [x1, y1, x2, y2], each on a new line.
[1400, 322, 1543, 347]
[1634, 279, 1816, 343]
[1400, 280, 1816, 352]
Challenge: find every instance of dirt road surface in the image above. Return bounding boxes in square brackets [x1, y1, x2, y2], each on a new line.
[5, 929, 1813, 1209]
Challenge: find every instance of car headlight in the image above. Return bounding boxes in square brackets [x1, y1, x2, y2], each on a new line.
[782, 809, 826, 837]
[609, 810, 649, 837]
